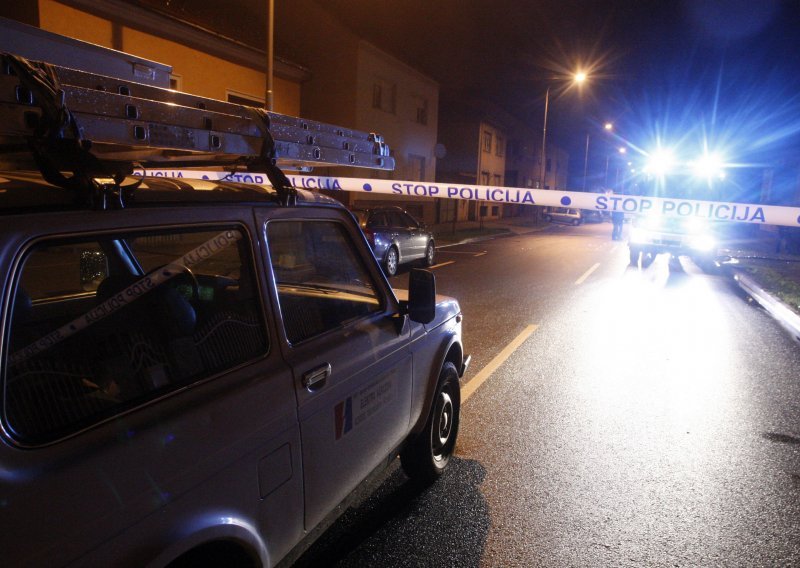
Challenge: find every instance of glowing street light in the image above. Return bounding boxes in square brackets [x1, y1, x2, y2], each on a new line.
[604, 122, 613, 131]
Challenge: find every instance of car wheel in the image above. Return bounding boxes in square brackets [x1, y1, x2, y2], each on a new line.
[400, 362, 460, 486]
[384, 246, 399, 277]
[424, 241, 435, 266]
[572, 219, 580, 226]
[543, 215, 552, 222]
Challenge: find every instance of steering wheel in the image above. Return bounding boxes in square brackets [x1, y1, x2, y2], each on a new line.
[157, 263, 200, 302]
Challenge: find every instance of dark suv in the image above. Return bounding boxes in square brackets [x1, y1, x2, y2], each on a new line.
[353, 206, 436, 276]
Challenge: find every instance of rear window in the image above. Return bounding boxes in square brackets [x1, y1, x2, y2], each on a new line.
[4, 226, 267, 444]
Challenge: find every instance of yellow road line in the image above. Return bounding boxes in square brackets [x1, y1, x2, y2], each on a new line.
[473, 252, 487, 257]
[462, 324, 538, 402]
[575, 262, 600, 285]
[429, 261, 455, 270]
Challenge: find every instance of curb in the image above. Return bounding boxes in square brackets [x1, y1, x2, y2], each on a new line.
[733, 270, 800, 343]
[437, 225, 548, 248]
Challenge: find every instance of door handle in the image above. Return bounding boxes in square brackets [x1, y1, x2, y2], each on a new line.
[302, 363, 331, 391]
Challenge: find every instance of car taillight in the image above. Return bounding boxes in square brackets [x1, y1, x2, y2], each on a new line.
[363, 228, 375, 246]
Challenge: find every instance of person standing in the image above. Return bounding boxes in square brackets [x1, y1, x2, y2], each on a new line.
[611, 210, 624, 240]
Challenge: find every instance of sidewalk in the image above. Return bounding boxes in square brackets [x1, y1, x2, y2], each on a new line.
[431, 216, 548, 246]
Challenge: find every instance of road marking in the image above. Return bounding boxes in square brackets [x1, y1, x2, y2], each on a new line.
[474, 252, 487, 257]
[575, 262, 600, 285]
[462, 324, 538, 402]
[429, 261, 455, 270]
[438, 250, 486, 255]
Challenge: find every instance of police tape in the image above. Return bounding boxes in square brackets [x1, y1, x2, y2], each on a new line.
[132, 169, 800, 228]
[10, 229, 242, 367]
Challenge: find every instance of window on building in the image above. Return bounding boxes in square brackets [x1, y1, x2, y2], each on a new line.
[372, 79, 397, 114]
[169, 73, 183, 91]
[493, 174, 502, 186]
[227, 90, 265, 108]
[412, 95, 428, 125]
[496, 135, 505, 157]
[482, 131, 493, 153]
[481, 171, 490, 185]
[6, 227, 266, 443]
[492, 206, 499, 216]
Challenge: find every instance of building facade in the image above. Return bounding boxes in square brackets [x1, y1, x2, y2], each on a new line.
[3, 0, 308, 116]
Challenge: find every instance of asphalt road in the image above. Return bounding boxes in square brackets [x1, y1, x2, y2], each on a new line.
[295, 221, 800, 567]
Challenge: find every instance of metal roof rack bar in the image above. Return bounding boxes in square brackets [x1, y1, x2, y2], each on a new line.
[0, 52, 395, 174]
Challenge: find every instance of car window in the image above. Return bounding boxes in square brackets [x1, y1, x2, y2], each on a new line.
[267, 220, 383, 344]
[4, 226, 267, 444]
[366, 212, 389, 228]
[387, 211, 407, 227]
[400, 212, 419, 227]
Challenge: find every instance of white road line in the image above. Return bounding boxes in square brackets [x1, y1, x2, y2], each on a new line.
[474, 252, 487, 257]
[462, 324, 538, 402]
[429, 260, 455, 270]
[575, 262, 600, 285]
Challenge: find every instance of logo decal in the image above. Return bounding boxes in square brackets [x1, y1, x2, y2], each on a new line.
[334, 397, 353, 440]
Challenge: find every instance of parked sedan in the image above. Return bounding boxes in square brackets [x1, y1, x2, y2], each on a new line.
[353, 206, 436, 276]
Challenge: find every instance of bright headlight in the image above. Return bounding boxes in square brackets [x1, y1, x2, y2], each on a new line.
[688, 234, 716, 251]
[690, 152, 726, 179]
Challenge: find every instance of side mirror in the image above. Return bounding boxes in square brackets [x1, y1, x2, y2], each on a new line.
[407, 268, 436, 324]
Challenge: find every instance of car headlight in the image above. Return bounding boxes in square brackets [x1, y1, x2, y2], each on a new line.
[688, 234, 716, 251]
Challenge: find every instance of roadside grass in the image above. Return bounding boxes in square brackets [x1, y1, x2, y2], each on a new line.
[736, 258, 800, 315]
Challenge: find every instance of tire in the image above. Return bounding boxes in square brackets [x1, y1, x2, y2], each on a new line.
[401, 362, 461, 485]
[543, 215, 552, 222]
[572, 219, 580, 226]
[424, 241, 436, 266]
[384, 246, 399, 277]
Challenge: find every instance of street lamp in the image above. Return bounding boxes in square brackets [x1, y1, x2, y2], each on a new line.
[539, 71, 587, 190]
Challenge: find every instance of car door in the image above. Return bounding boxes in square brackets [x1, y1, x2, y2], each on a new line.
[399, 211, 428, 260]
[384, 211, 412, 260]
[259, 208, 413, 530]
[0, 212, 303, 566]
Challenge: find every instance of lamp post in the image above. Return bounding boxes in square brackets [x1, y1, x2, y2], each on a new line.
[582, 133, 590, 191]
[539, 71, 587, 190]
[602, 123, 614, 188]
[539, 85, 550, 189]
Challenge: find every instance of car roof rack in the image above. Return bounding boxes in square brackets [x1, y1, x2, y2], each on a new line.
[0, 51, 394, 209]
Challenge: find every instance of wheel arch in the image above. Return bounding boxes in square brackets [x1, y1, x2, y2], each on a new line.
[150, 515, 269, 568]
[410, 337, 463, 436]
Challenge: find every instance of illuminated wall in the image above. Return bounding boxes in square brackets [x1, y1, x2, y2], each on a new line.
[35, 0, 301, 116]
